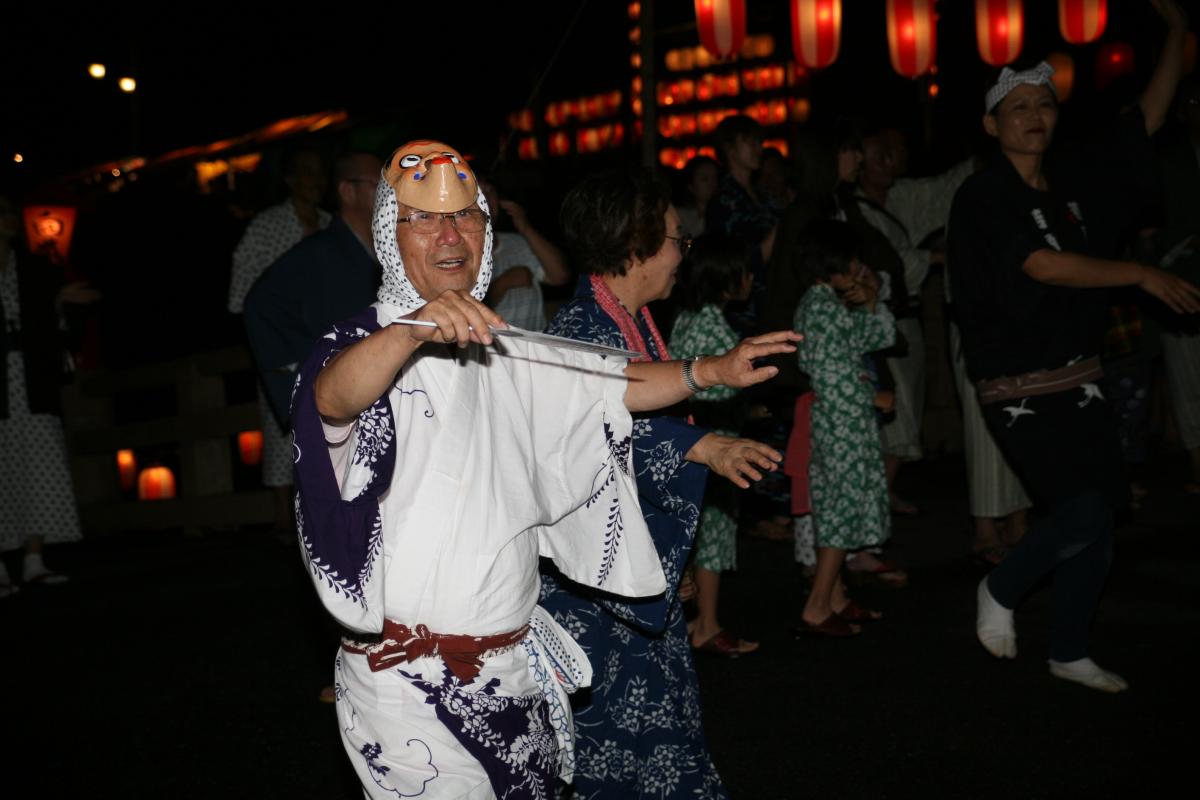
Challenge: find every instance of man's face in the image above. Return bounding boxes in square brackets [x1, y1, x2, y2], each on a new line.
[395, 201, 484, 300]
[860, 137, 895, 191]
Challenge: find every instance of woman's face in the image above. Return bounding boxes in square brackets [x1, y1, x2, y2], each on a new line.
[985, 84, 1059, 156]
[631, 205, 685, 306]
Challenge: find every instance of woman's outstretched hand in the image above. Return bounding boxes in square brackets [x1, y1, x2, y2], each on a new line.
[693, 330, 802, 390]
[686, 433, 782, 489]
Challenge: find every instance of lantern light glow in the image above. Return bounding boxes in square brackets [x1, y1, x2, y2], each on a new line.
[118, 76, 136, 93]
[887, 0, 937, 78]
[791, 0, 842, 69]
[695, 0, 747, 61]
[1059, 0, 1107, 45]
[975, 0, 1024, 67]
[88, 63, 106, 79]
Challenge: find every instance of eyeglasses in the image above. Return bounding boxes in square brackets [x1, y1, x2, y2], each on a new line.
[398, 208, 490, 235]
[665, 234, 692, 257]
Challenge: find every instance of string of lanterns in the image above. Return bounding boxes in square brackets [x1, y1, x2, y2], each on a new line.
[694, 0, 1115, 77]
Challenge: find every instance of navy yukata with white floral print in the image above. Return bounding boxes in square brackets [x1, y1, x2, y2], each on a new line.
[539, 278, 729, 799]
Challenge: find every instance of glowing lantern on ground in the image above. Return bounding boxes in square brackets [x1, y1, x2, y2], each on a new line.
[1058, 0, 1106, 45]
[695, 0, 746, 60]
[238, 430, 264, 466]
[791, 0, 842, 69]
[22, 205, 77, 263]
[1096, 42, 1134, 89]
[975, 0, 1024, 67]
[1045, 52, 1075, 102]
[138, 467, 176, 501]
[887, 0, 937, 78]
[116, 450, 137, 491]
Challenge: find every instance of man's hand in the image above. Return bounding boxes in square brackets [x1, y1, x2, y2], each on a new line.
[1138, 265, 1200, 314]
[408, 290, 507, 347]
[686, 433, 782, 489]
[692, 331, 801, 390]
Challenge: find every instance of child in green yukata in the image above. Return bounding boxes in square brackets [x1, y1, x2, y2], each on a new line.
[670, 235, 758, 657]
[793, 220, 896, 637]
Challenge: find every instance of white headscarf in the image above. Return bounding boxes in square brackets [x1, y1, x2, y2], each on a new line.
[986, 62, 1057, 112]
[371, 173, 493, 323]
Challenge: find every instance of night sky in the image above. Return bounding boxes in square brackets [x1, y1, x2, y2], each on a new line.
[4, 1, 1196, 186]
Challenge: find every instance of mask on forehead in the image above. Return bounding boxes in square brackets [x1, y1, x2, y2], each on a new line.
[373, 140, 493, 321]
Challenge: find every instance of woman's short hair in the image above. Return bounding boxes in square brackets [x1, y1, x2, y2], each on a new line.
[679, 235, 749, 311]
[795, 218, 860, 288]
[560, 167, 671, 277]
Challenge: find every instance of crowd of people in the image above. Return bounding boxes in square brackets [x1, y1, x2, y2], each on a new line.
[2, 2, 1198, 797]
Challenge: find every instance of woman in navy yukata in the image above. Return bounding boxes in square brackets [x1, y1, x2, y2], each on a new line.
[539, 168, 798, 798]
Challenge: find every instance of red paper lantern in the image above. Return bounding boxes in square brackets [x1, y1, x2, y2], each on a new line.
[887, 0, 937, 78]
[517, 137, 539, 160]
[548, 131, 571, 157]
[116, 449, 137, 491]
[238, 430, 264, 466]
[137, 466, 176, 501]
[1096, 42, 1134, 89]
[791, 0, 842, 69]
[695, 0, 746, 60]
[975, 0, 1024, 67]
[1058, 0, 1106, 45]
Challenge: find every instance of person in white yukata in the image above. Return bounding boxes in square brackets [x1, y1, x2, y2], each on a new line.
[292, 140, 797, 799]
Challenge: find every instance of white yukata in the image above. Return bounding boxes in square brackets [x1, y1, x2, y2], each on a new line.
[291, 178, 666, 799]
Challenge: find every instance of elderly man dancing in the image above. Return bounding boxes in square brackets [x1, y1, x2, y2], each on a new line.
[290, 140, 796, 798]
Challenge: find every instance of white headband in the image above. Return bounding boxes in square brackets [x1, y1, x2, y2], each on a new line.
[986, 62, 1057, 112]
[371, 173, 493, 323]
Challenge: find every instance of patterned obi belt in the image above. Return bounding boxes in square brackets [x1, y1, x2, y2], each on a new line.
[976, 356, 1103, 406]
[342, 621, 530, 684]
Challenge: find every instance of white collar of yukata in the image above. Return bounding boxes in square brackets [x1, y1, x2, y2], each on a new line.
[985, 62, 1057, 112]
[372, 174, 493, 321]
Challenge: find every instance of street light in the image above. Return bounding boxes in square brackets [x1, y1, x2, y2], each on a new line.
[118, 76, 136, 93]
[88, 63, 106, 79]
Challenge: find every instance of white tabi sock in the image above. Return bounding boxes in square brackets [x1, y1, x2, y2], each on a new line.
[22, 552, 68, 584]
[976, 577, 1017, 659]
[1049, 658, 1129, 693]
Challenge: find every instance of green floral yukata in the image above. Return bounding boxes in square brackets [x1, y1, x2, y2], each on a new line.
[795, 284, 895, 550]
[670, 304, 740, 572]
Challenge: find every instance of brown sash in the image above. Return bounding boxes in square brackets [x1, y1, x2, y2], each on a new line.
[342, 621, 530, 683]
[976, 356, 1103, 405]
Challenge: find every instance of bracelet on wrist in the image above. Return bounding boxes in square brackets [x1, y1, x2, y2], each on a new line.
[682, 356, 704, 393]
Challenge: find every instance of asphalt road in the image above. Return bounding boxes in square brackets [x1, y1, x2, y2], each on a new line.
[5, 454, 1196, 799]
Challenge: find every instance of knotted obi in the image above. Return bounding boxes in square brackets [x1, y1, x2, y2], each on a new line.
[342, 620, 530, 683]
[976, 356, 1103, 406]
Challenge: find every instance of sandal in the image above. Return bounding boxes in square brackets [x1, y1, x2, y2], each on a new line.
[794, 614, 860, 638]
[692, 630, 757, 657]
[834, 599, 882, 622]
